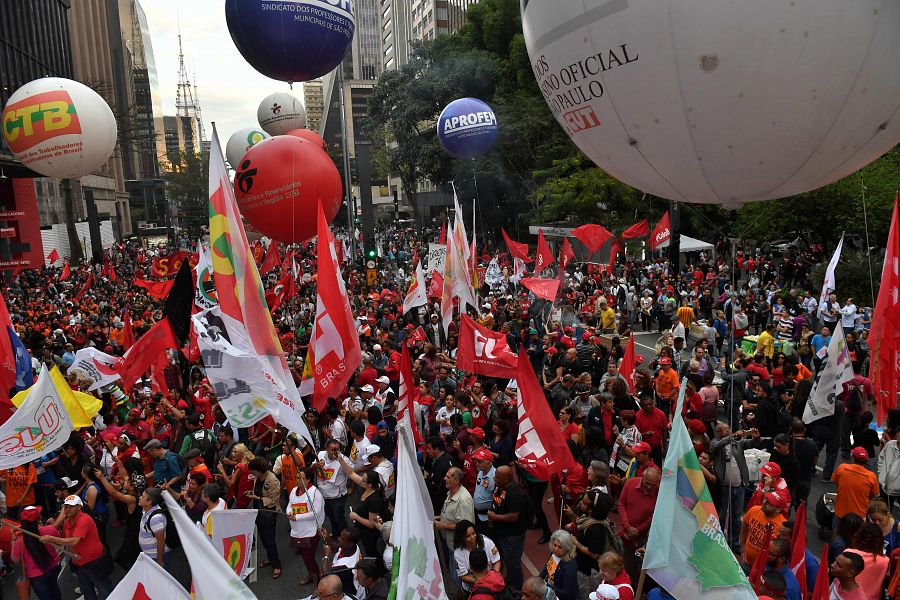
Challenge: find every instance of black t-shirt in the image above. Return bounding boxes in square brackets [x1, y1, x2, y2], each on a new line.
[357, 490, 387, 522]
[575, 523, 608, 574]
[793, 437, 818, 480]
[491, 482, 527, 538]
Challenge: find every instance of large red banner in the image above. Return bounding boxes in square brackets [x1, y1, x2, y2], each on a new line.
[457, 315, 517, 377]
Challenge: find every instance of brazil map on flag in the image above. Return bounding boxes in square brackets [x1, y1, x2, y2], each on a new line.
[643, 380, 755, 599]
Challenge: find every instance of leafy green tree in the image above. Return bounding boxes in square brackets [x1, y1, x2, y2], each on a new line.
[164, 151, 208, 241]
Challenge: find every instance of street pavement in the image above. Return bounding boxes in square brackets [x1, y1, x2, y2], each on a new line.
[3, 330, 841, 599]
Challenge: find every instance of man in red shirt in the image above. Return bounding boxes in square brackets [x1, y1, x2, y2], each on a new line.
[630, 442, 658, 478]
[357, 355, 379, 389]
[385, 340, 402, 394]
[635, 394, 668, 466]
[618, 467, 661, 583]
[122, 408, 151, 447]
[40, 495, 113, 598]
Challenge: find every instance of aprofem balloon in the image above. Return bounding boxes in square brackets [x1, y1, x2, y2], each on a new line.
[521, 0, 900, 206]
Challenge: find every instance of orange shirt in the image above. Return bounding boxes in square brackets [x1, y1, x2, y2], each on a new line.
[677, 306, 695, 329]
[833, 463, 879, 518]
[741, 505, 786, 565]
[2, 464, 37, 508]
[655, 368, 680, 400]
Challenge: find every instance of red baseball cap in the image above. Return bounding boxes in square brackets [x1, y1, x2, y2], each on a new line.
[851, 447, 869, 462]
[632, 442, 651, 454]
[659, 356, 671, 366]
[466, 427, 485, 440]
[473, 448, 494, 462]
[759, 462, 781, 478]
[765, 490, 788, 509]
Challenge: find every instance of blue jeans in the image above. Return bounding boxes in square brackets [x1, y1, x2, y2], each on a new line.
[258, 517, 282, 569]
[717, 485, 746, 550]
[495, 533, 526, 589]
[74, 557, 114, 600]
[30, 564, 62, 600]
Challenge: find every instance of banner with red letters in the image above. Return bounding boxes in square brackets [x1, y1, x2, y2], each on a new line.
[456, 315, 517, 377]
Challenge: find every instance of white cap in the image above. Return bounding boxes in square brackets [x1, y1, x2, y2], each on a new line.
[63, 495, 83, 507]
[589, 584, 620, 600]
[375, 376, 390, 385]
[361, 384, 374, 393]
[362, 445, 381, 459]
[372, 344, 382, 351]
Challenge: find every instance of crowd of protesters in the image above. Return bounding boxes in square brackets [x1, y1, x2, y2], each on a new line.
[0, 222, 893, 600]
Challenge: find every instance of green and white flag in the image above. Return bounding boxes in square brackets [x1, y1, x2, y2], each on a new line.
[643, 379, 756, 599]
[388, 413, 448, 600]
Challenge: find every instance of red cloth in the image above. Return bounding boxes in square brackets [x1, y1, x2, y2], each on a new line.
[535, 230, 554, 272]
[115, 318, 179, 391]
[649, 211, 671, 251]
[520, 277, 560, 301]
[501, 227, 531, 263]
[572, 223, 613, 254]
[62, 511, 104, 566]
[872, 195, 899, 424]
[457, 315, 517, 377]
[621, 220, 650, 240]
[634, 407, 668, 449]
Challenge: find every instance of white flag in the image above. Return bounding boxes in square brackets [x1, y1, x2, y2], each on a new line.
[68, 347, 121, 391]
[108, 553, 191, 600]
[428, 243, 446, 275]
[192, 306, 312, 442]
[209, 509, 258, 578]
[0, 366, 74, 469]
[403, 260, 428, 314]
[162, 491, 256, 600]
[390, 412, 448, 600]
[818, 236, 843, 317]
[803, 322, 856, 424]
[194, 244, 217, 309]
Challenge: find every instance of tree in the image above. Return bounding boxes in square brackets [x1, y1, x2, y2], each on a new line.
[163, 151, 208, 241]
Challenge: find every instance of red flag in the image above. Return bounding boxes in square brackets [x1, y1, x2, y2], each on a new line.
[75, 272, 93, 301]
[649, 211, 671, 251]
[100, 260, 109, 278]
[521, 277, 560, 301]
[790, 501, 809, 599]
[810, 544, 829, 600]
[0, 294, 17, 394]
[559, 237, 575, 271]
[265, 270, 297, 312]
[619, 335, 635, 391]
[501, 228, 532, 263]
[398, 343, 423, 445]
[259, 240, 281, 274]
[59, 262, 70, 282]
[115, 318, 179, 391]
[150, 349, 170, 396]
[108, 261, 117, 282]
[280, 250, 295, 273]
[535, 230, 554, 272]
[438, 221, 447, 244]
[122, 307, 135, 350]
[621, 219, 650, 239]
[133, 278, 176, 300]
[47, 248, 60, 264]
[457, 315, 517, 377]
[572, 224, 613, 254]
[312, 199, 362, 410]
[427, 270, 443, 298]
[749, 523, 775, 593]
[514, 351, 578, 480]
[606, 238, 621, 273]
[409, 326, 427, 344]
[872, 194, 899, 424]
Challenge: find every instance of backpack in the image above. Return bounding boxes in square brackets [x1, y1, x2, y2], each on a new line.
[190, 429, 217, 465]
[596, 519, 625, 557]
[845, 384, 863, 412]
[145, 506, 182, 549]
[470, 584, 516, 600]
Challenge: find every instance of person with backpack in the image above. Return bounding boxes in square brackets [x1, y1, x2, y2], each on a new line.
[564, 489, 620, 599]
[144, 439, 186, 493]
[138, 487, 170, 567]
[178, 414, 218, 467]
[468, 548, 509, 600]
[78, 465, 110, 543]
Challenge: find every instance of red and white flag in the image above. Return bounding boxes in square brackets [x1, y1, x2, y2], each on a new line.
[649, 211, 671, 251]
[871, 195, 899, 424]
[69, 347, 122, 391]
[502, 227, 531, 263]
[514, 351, 578, 480]
[58, 262, 70, 282]
[535, 230, 554, 273]
[457, 315, 517, 378]
[408, 326, 427, 345]
[441, 192, 477, 335]
[108, 553, 191, 600]
[313, 199, 362, 410]
[789, 501, 809, 599]
[115, 318, 179, 391]
[46, 248, 60, 265]
[403, 260, 428, 314]
[265, 270, 297, 312]
[427, 270, 443, 299]
[619, 334, 636, 391]
[520, 277, 560, 301]
[397, 343, 423, 445]
[559, 237, 575, 270]
[259, 239, 281, 274]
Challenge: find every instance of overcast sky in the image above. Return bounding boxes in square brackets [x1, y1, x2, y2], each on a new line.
[142, 0, 305, 152]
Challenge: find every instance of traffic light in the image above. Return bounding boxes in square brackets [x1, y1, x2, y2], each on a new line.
[366, 248, 377, 260]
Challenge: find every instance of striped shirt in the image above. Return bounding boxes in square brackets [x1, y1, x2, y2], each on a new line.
[138, 508, 169, 559]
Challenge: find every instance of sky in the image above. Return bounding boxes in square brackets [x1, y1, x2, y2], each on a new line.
[141, 0, 304, 152]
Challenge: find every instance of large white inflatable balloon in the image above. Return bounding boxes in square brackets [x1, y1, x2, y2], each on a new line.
[1, 77, 117, 179]
[225, 127, 270, 168]
[257, 92, 307, 136]
[521, 0, 900, 207]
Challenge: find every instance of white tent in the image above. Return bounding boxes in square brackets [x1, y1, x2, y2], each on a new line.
[657, 234, 713, 252]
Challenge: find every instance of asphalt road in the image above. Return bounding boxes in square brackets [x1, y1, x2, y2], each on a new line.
[2, 330, 839, 599]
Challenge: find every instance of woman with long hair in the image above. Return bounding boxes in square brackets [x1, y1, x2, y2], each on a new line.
[79, 464, 110, 542]
[216, 443, 255, 508]
[10, 506, 62, 600]
[848, 523, 890, 600]
[347, 470, 386, 557]
[567, 489, 614, 599]
[94, 465, 145, 570]
[452, 520, 500, 593]
[867, 499, 900, 555]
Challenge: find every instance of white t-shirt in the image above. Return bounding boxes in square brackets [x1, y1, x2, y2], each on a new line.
[332, 545, 364, 597]
[316, 451, 350, 499]
[435, 406, 457, 436]
[201, 498, 227, 537]
[348, 435, 372, 471]
[374, 459, 396, 498]
[287, 485, 325, 539]
[454, 536, 500, 591]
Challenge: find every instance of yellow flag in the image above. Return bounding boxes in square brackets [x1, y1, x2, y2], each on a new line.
[12, 366, 102, 428]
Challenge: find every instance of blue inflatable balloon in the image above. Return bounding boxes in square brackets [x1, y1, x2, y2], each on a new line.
[225, 0, 355, 83]
[437, 98, 498, 160]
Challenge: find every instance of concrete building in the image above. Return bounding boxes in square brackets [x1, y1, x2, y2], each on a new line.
[303, 79, 325, 134]
[380, 0, 411, 71]
[163, 115, 200, 164]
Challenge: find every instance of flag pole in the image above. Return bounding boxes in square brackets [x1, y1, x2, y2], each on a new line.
[634, 569, 648, 599]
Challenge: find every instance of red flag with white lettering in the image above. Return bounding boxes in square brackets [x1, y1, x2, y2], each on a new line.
[457, 315, 517, 377]
[535, 230, 554, 273]
[312, 199, 362, 410]
[515, 351, 578, 480]
[649, 211, 671, 251]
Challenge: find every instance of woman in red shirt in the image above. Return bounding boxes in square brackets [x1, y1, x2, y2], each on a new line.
[216, 444, 256, 509]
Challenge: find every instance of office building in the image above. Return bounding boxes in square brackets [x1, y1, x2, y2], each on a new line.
[303, 79, 325, 134]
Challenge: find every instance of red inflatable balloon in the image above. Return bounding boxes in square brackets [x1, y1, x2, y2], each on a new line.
[285, 128, 328, 154]
[234, 136, 342, 243]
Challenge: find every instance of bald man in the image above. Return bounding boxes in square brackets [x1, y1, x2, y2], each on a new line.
[487, 465, 528, 589]
[317, 574, 348, 600]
